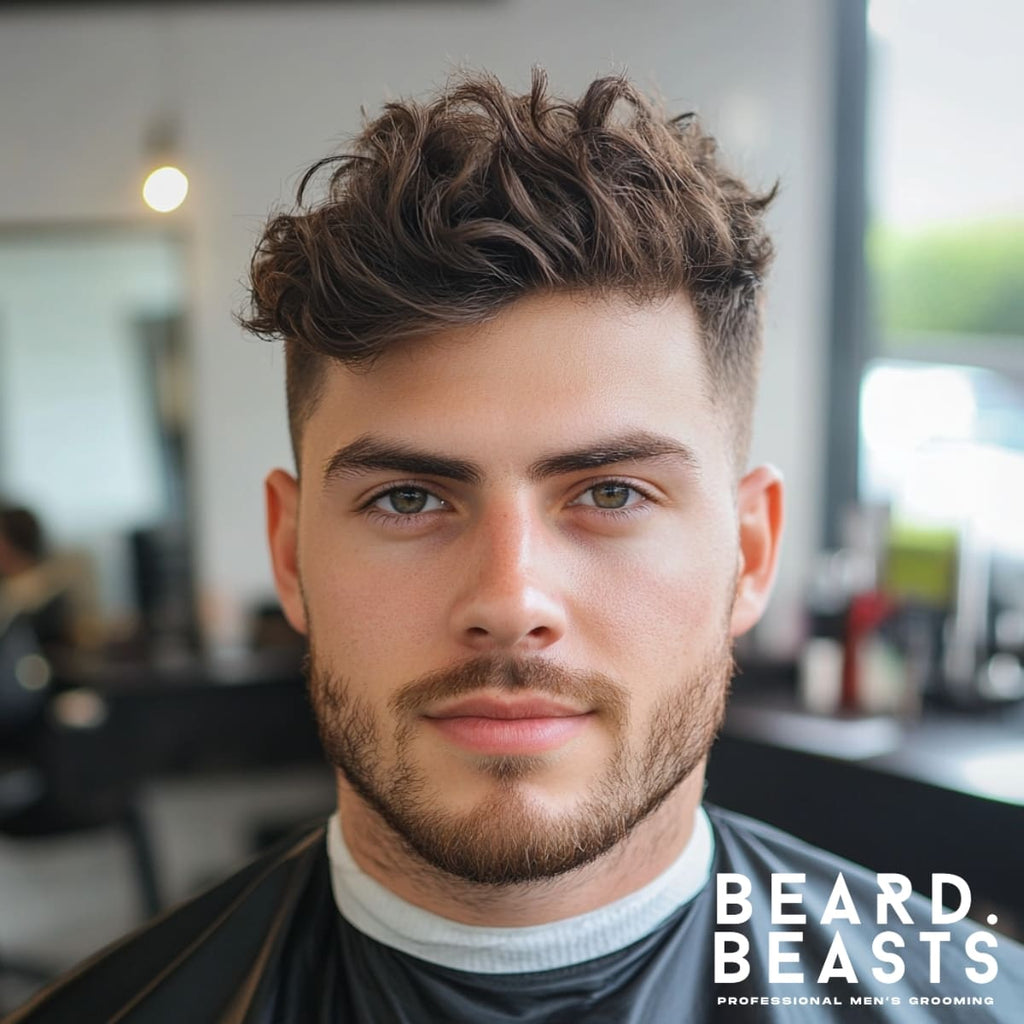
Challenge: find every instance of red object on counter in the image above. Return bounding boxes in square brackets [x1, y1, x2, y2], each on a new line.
[842, 590, 897, 712]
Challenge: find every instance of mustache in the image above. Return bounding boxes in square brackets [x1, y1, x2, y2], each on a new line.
[389, 654, 629, 724]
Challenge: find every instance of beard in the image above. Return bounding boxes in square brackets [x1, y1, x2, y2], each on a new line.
[307, 642, 733, 886]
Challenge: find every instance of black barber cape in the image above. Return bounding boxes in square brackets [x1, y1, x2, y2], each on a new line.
[7, 806, 1024, 1023]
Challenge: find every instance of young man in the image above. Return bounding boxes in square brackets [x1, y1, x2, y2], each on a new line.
[10, 70, 1023, 1023]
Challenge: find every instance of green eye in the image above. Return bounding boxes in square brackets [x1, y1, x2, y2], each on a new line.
[373, 487, 444, 515]
[390, 488, 428, 513]
[571, 482, 644, 510]
[592, 483, 632, 509]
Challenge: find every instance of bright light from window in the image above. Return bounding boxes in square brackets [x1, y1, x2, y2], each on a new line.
[867, 0, 898, 40]
[142, 166, 189, 213]
[861, 364, 976, 452]
[860, 360, 1024, 554]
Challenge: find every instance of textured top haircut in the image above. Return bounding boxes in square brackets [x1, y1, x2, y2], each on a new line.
[240, 68, 776, 468]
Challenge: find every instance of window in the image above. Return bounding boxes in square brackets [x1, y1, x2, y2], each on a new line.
[859, 0, 1024, 551]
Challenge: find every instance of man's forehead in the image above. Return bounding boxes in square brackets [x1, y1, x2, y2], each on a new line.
[300, 291, 725, 474]
[321, 292, 707, 398]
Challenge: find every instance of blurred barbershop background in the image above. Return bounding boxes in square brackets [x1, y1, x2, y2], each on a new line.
[1, 0, 1021, 1010]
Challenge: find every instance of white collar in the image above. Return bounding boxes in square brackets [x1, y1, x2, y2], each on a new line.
[326, 806, 713, 974]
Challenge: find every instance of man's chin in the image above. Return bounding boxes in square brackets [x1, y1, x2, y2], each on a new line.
[389, 788, 630, 886]
[455, 753, 557, 785]
[365, 745, 695, 887]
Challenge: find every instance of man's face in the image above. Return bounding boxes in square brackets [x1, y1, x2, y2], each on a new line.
[268, 292, 781, 885]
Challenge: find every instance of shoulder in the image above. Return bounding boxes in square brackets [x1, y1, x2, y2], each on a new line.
[705, 803, 938, 909]
[6, 822, 331, 1024]
[705, 802, 867, 872]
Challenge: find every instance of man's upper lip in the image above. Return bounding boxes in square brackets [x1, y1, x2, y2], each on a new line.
[425, 695, 589, 720]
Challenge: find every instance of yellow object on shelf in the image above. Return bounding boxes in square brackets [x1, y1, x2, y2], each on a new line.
[884, 521, 958, 608]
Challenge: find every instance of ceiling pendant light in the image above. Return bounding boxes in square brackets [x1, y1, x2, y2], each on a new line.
[142, 113, 188, 214]
[143, 164, 189, 213]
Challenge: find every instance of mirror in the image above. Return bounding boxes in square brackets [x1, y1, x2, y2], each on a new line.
[0, 226, 193, 649]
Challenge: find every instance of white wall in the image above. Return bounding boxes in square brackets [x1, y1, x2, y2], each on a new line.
[0, 1, 837, 652]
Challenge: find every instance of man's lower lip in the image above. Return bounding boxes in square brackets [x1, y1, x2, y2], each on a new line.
[425, 715, 592, 754]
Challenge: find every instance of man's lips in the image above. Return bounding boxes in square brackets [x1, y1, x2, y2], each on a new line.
[422, 694, 594, 754]
[424, 695, 590, 720]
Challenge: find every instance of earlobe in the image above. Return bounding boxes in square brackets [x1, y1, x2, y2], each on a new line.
[729, 464, 784, 638]
[265, 468, 308, 636]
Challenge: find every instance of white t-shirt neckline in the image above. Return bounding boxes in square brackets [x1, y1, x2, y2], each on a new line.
[326, 806, 713, 975]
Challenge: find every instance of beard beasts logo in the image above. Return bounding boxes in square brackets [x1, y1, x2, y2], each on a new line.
[714, 871, 1001, 993]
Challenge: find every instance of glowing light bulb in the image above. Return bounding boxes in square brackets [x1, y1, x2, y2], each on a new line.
[143, 165, 189, 212]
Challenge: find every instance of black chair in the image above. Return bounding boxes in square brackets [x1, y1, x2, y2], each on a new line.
[0, 616, 161, 1000]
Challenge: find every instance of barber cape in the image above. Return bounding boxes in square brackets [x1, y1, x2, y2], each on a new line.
[7, 806, 1024, 1023]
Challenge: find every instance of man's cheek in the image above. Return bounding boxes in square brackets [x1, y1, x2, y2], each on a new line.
[313, 568, 441, 659]
[607, 549, 726, 640]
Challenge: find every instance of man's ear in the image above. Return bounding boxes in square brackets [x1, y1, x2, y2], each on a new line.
[266, 468, 308, 636]
[729, 464, 784, 638]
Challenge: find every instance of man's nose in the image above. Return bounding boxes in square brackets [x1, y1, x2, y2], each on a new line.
[449, 500, 568, 653]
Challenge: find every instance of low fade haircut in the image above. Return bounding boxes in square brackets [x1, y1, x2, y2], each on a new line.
[239, 68, 776, 468]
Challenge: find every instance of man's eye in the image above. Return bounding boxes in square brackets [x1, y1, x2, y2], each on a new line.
[571, 482, 645, 510]
[371, 487, 446, 515]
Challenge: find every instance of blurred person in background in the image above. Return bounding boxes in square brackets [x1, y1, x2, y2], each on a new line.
[8, 69, 1024, 1023]
[0, 506, 70, 770]
[0, 507, 72, 653]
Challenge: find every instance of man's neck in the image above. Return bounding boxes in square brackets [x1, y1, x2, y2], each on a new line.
[335, 770, 705, 927]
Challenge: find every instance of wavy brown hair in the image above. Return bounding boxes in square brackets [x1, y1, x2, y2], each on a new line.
[240, 69, 776, 464]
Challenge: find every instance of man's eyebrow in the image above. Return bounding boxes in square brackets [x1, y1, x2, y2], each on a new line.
[322, 435, 483, 486]
[322, 430, 700, 488]
[528, 431, 701, 480]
